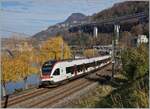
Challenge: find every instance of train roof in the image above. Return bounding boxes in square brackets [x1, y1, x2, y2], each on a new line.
[44, 55, 110, 64]
[43, 60, 57, 66]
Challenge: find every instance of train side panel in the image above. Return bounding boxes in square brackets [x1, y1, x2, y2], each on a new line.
[41, 55, 111, 85]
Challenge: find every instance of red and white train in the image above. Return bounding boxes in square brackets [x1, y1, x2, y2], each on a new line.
[40, 55, 111, 86]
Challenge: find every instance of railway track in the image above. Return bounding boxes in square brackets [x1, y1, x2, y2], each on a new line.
[2, 78, 89, 108]
[28, 79, 92, 108]
[1, 88, 48, 107]
[1, 64, 111, 108]
[42, 82, 93, 108]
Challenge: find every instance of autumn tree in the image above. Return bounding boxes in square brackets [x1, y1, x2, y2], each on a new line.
[16, 41, 38, 89]
[83, 49, 99, 58]
[1, 55, 23, 95]
[1, 40, 38, 92]
[143, 23, 149, 38]
[34, 36, 71, 76]
[17, 52, 38, 89]
[131, 24, 143, 36]
[120, 31, 132, 48]
[39, 36, 71, 61]
[96, 33, 112, 45]
[1, 55, 13, 96]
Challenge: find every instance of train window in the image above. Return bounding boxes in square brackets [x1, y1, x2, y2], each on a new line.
[42, 66, 52, 74]
[77, 65, 80, 72]
[77, 64, 84, 72]
[66, 67, 73, 74]
[97, 60, 102, 65]
[92, 62, 95, 67]
[42, 60, 56, 74]
[53, 68, 60, 75]
[85, 63, 90, 68]
[85, 64, 88, 70]
[89, 63, 93, 67]
[95, 61, 97, 66]
[102, 59, 106, 63]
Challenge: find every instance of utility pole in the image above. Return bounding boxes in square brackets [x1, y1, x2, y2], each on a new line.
[93, 26, 97, 57]
[94, 26, 98, 38]
[61, 39, 64, 60]
[112, 24, 120, 78]
[79, 29, 84, 56]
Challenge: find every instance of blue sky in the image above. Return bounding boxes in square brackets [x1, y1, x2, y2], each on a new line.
[0, 0, 124, 37]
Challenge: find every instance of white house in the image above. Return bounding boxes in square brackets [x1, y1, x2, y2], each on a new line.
[131, 35, 148, 47]
[137, 35, 148, 44]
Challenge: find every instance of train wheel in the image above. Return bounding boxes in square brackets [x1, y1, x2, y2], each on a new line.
[61, 80, 69, 85]
[38, 84, 43, 88]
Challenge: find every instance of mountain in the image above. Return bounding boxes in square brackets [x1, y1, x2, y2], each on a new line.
[63, 13, 88, 23]
[93, 1, 149, 21]
[32, 1, 149, 41]
[32, 13, 89, 40]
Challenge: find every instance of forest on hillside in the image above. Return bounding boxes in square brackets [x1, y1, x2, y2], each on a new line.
[93, 1, 149, 20]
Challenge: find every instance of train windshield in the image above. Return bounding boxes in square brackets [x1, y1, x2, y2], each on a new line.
[42, 60, 56, 74]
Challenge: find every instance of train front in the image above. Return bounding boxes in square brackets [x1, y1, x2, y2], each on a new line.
[40, 60, 56, 87]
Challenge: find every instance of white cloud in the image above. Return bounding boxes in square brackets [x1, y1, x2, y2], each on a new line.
[1, 0, 123, 37]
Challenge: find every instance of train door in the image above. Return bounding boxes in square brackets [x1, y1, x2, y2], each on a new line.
[60, 67, 66, 80]
[73, 65, 77, 76]
[52, 68, 61, 82]
[66, 66, 73, 79]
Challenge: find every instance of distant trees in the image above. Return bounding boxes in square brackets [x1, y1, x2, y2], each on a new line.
[93, 1, 149, 21]
[66, 33, 91, 47]
[83, 49, 98, 58]
[131, 24, 143, 36]
[65, 32, 112, 48]
[96, 33, 112, 45]
[143, 23, 149, 38]
[120, 31, 132, 48]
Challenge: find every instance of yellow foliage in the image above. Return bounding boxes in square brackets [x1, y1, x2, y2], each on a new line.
[1, 56, 12, 83]
[1, 41, 38, 84]
[1, 56, 21, 83]
[18, 51, 38, 78]
[83, 49, 98, 58]
[39, 36, 71, 63]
